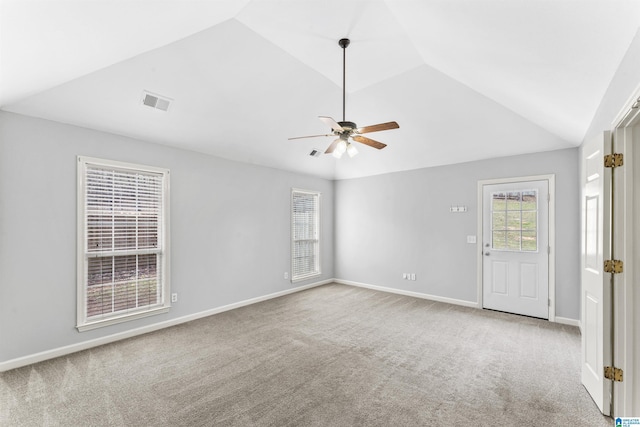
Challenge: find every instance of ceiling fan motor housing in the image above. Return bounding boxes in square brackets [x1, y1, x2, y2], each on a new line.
[337, 121, 357, 131]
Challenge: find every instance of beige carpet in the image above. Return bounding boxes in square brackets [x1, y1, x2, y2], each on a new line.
[0, 283, 612, 426]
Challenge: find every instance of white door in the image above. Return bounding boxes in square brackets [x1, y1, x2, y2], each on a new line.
[581, 131, 611, 415]
[482, 180, 549, 319]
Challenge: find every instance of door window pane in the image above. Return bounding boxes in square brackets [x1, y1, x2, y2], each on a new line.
[522, 211, 537, 230]
[506, 211, 521, 230]
[522, 191, 537, 210]
[492, 231, 507, 250]
[506, 192, 521, 210]
[522, 231, 537, 251]
[507, 231, 521, 250]
[492, 212, 506, 229]
[492, 192, 506, 211]
[491, 189, 538, 252]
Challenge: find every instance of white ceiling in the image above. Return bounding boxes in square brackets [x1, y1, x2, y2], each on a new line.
[2, 0, 639, 180]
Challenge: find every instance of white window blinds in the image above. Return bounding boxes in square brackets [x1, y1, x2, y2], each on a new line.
[291, 189, 320, 281]
[77, 157, 170, 331]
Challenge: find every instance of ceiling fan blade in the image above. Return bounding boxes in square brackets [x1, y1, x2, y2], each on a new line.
[352, 135, 387, 150]
[288, 134, 333, 140]
[325, 138, 341, 154]
[357, 121, 399, 134]
[319, 116, 344, 132]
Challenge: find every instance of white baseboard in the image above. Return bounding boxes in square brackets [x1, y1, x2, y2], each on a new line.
[554, 316, 580, 328]
[0, 279, 331, 373]
[335, 279, 479, 309]
[335, 280, 580, 327]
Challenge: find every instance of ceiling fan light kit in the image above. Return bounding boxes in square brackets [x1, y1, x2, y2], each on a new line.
[332, 140, 347, 158]
[289, 38, 399, 158]
[331, 138, 358, 159]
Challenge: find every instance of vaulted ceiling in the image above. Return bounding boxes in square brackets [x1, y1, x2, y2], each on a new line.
[2, 0, 639, 179]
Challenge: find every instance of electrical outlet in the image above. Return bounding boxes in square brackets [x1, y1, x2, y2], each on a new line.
[171, 293, 178, 303]
[284, 272, 289, 280]
[411, 273, 416, 281]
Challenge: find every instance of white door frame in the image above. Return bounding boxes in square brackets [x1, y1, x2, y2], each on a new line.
[608, 85, 638, 416]
[477, 174, 556, 322]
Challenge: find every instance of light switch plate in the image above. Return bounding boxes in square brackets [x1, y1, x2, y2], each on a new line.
[467, 235, 477, 244]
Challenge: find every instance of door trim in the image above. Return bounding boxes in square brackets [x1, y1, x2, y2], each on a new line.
[608, 84, 639, 416]
[476, 174, 556, 322]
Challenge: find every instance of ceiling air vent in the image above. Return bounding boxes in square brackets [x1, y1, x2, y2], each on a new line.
[309, 149, 321, 158]
[141, 91, 172, 112]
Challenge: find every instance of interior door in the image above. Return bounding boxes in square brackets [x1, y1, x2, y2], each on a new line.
[581, 131, 611, 415]
[482, 180, 549, 319]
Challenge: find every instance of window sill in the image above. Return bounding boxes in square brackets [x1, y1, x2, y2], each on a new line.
[77, 306, 170, 332]
[291, 272, 321, 283]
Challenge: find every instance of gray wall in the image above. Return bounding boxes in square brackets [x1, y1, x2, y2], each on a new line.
[334, 148, 580, 319]
[0, 111, 334, 363]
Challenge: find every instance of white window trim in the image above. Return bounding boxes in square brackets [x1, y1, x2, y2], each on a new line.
[76, 156, 171, 332]
[291, 188, 321, 282]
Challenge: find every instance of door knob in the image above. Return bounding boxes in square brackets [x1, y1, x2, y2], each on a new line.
[484, 252, 490, 256]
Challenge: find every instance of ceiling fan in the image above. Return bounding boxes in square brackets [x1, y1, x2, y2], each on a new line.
[288, 38, 399, 158]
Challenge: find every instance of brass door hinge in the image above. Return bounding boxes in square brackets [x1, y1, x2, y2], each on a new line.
[604, 366, 623, 382]
[604, 153, 623, 168]
[604, 259, 624, 274]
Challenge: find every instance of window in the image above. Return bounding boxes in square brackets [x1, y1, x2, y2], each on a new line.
[291, 189, 320, 281]
[491, 190, 538, 252]
[77, 156, 170, 331]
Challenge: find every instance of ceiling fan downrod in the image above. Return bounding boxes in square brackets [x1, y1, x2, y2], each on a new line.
[339, 38, 350, 123]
